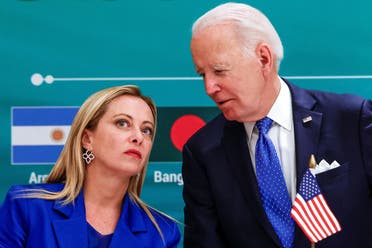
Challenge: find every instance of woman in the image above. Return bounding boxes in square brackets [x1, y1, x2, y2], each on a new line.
[0, 85, 180, 247]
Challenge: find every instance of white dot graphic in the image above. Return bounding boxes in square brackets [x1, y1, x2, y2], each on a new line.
[30, 73, 55, 86]
[30, 73, 43, 86]
[45, 75, 54, 84]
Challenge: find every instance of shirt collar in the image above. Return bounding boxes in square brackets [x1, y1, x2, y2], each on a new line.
[267, 77, 293, 131]
[244, 77, 293, 141]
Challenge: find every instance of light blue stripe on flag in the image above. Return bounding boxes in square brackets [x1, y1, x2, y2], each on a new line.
[12, 107, 78, 126]
[11, 107, 79, 165]
[12, 145, 64, 164]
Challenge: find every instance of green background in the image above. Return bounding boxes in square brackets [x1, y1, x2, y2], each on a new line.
[1, 0, 372, 246]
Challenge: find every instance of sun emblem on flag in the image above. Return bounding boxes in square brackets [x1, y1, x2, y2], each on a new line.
[50, 128, 64, 143]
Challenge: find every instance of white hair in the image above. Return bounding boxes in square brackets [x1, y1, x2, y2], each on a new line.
[192, 2, 284, 70]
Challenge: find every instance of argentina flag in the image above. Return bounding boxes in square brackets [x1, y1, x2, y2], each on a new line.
[11, 107, 79, 165]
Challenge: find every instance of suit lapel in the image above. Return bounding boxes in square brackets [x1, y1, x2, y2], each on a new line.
[286, 80, 323, 185]
[285, 80, 323, 246]
[292, 106, 322, 183]
[52, 191, 88, 248]
[223, 120, 283, 247]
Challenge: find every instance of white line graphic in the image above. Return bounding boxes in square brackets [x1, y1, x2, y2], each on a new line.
[30, 73, 372, 86]
[285, 75, 372, 80]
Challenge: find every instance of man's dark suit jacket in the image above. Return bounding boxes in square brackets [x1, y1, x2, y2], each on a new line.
[182, 79, 372, 248]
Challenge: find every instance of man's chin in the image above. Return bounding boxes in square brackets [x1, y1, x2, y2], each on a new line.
[221, 110, 238, 122]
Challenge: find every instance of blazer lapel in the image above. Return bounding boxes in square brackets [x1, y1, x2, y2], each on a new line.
[52, 191, 88, 248]
[223, 120, 283, 247]
[51, 192, 148, 248]
[109, 194, 147, 247]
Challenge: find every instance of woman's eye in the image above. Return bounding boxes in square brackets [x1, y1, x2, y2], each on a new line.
[142, 127, 153, 136]
[116, 120, 129, 127]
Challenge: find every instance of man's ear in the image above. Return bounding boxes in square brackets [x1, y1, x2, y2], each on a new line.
[81, 129, 92, 150]
[256, 43, 273, 71]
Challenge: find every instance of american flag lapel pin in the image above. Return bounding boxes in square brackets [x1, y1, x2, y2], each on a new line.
[302, 116, 312, 123]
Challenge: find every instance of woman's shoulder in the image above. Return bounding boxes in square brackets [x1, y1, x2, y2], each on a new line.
[3, 183, 64, 206]
[150, 208, 181, 247]
[1, 183, 66, 225]
[149, 208, 179, 228]
[7, 183, 64, 196]
[128, 197, 178, 228]
[126, 197, 180, 235]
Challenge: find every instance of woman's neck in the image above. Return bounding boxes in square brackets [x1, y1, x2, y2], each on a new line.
[83, 167, 130, 234]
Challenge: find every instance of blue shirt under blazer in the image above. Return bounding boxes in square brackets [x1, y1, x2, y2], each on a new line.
[0, 184, 180, 248]
[182, 79, 372, 248]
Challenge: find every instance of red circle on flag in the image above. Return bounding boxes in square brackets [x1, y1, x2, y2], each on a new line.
[170, 115, 206, 151]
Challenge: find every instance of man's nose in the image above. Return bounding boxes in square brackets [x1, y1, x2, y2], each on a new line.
[204, 76, 220, 96]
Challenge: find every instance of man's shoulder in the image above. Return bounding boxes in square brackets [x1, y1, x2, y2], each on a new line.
[187, 113, 226, 143]
[309, 89, 366, 109]
[285, 78, 367, 109]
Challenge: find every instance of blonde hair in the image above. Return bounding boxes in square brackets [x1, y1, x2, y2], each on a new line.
[22, 85, 165, 238]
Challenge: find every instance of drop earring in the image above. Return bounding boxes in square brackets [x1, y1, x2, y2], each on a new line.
[82, 150, 95, 165]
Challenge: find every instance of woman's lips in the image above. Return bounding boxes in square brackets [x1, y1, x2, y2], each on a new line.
[124, 149, 142, 159]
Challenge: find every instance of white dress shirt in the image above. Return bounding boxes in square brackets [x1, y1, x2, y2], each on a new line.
[244, 78, 297, 202]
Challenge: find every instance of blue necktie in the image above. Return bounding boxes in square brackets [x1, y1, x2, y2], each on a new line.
[255, 117, 294, 248]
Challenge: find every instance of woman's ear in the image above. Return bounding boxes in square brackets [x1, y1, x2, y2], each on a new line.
[81, 129, 92, 150]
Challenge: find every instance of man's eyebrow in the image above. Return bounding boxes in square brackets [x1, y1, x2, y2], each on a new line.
[213, 63, 231, 70]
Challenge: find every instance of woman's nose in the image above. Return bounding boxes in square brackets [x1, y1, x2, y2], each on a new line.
[129, 128, 144, 144]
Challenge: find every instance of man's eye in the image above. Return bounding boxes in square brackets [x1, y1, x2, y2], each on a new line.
[197, 72, 205, 78]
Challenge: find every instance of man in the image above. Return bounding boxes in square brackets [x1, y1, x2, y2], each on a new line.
[182, 2, 372, 248]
